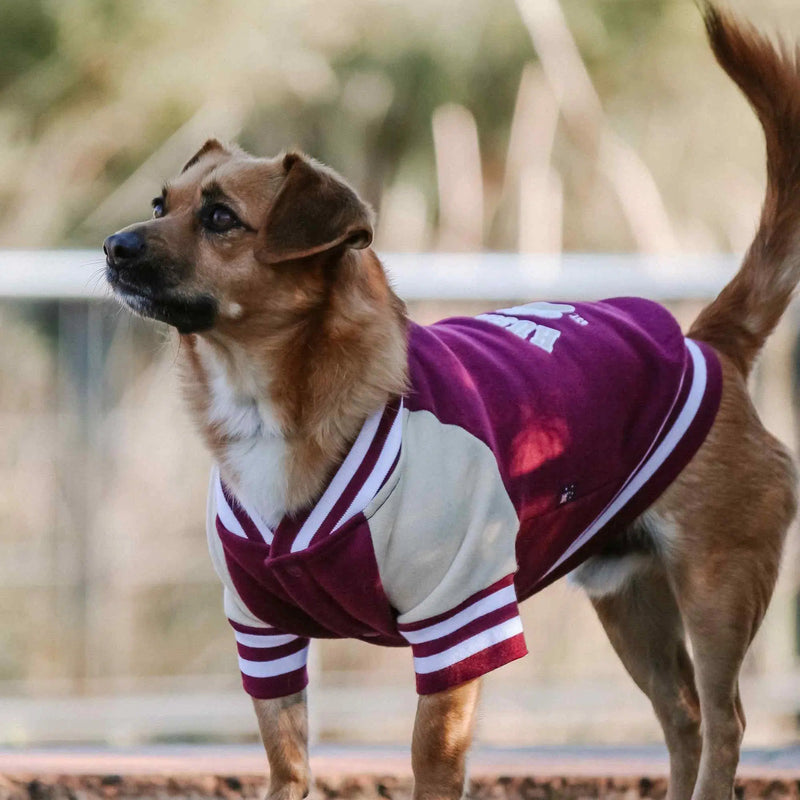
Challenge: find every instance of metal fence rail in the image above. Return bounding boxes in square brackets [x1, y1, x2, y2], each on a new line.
[0, 249, 738, 301]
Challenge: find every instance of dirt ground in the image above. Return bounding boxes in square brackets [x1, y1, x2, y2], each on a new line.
[4, 745, 800, 800]
[1, 774, 799, 800]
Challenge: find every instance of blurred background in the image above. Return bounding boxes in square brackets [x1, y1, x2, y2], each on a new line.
[2, 0, 800, 750]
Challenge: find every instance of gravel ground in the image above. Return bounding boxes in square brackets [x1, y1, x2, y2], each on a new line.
[2, 746, 800, 800]
[2, 774, 800, 800]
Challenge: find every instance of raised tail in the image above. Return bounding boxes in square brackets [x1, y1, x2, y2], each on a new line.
[688, 5, 800, 376]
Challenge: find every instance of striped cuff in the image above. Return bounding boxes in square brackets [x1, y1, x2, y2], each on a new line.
[398, 576, 527, 695]
[229, 619, 310, 699]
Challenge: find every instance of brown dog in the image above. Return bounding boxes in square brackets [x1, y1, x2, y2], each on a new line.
[104, 8, 797, 800]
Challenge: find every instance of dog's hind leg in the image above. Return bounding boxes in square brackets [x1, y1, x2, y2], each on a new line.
[660, 512, 785, 800]
[647, 366, 795, 800]
[671, 566, 755, 800]
[660, 521, 780, 800]
[589, 562, 701, 800]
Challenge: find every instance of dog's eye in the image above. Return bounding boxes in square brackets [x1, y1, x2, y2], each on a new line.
[152, 198, 165, 218]
[203, 204, 240, 233]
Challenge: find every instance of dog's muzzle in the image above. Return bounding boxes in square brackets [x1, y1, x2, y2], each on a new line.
[103, 229, 156, 291]
[104, 230, 146, 270]
[103, 230, 217, 334]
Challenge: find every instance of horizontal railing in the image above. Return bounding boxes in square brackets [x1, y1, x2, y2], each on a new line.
[0, 250, 739, 301]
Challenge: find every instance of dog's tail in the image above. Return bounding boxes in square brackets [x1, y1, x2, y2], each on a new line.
[688, 5, 800, 377]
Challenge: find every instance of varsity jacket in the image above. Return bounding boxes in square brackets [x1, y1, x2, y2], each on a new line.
[206, 298, 722, 699]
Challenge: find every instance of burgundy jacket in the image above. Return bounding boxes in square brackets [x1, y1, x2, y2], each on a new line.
[206, 298, 722, 698]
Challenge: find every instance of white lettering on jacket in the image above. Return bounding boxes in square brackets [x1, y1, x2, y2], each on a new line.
[476, 302, 586, 354]
[476, 313, 561, 353]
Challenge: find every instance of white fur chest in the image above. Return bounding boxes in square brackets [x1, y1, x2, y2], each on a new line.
[199, 341, 288, 529]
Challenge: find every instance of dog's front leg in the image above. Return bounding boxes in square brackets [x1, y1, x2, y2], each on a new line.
[411, 678, 481, 800]
[253, 691, 311, 800]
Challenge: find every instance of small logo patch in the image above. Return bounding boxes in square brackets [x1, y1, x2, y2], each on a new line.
[559, 483, 577, 505]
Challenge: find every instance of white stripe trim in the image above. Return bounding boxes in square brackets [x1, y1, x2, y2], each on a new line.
[235, 630, 300, 649]
[545, 338, 708, 578]
[401, 584, 517, 645]
[214, 469, 248, 539]
[334, 402, 404, 532]
[413, 617, 524, 674]
[238, 646, 309, 678]
[235, 494, 274, 544]
[290, 405, 385, 553]
[212, 468, 273, 544]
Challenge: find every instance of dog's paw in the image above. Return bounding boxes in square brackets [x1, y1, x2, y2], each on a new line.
[266, 782, 312, 800]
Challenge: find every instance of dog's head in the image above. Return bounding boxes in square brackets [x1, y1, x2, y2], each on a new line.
[103, 140, 374, 334]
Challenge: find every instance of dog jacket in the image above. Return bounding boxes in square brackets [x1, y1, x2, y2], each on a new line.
[206, 297, 722, 699]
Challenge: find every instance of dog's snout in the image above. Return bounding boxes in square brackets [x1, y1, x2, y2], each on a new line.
[104, 231, 146, 266]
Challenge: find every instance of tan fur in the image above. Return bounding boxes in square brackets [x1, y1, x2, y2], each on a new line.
[590, 354, 796, 800]
[689, 5, 800, 376]
[103, 6, 800, 800]
[180, 243, 407, 509]
[252, 692, 310, 800]
[411, 680, 482, 800]
[150, 145, 409, 511]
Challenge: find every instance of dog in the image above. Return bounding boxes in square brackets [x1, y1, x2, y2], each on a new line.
[104, 7, 799, 800]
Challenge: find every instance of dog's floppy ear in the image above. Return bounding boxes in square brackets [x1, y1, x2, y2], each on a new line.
[256, 152, 374, 264]
[182, 139, 227, 173]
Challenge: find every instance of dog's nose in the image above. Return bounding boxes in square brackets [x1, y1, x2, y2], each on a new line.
[104, 231, 146, 265]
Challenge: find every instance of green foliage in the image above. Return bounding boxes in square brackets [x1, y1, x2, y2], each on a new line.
[0, 0, 58, 91]
[0, 0, 796, 252]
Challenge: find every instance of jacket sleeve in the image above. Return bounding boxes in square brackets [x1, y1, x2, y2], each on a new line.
[367, 411, 528, 695]
[396, 574, 526, 695]
[224, 588, 310, 699]
[207, 467, 310, 699]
